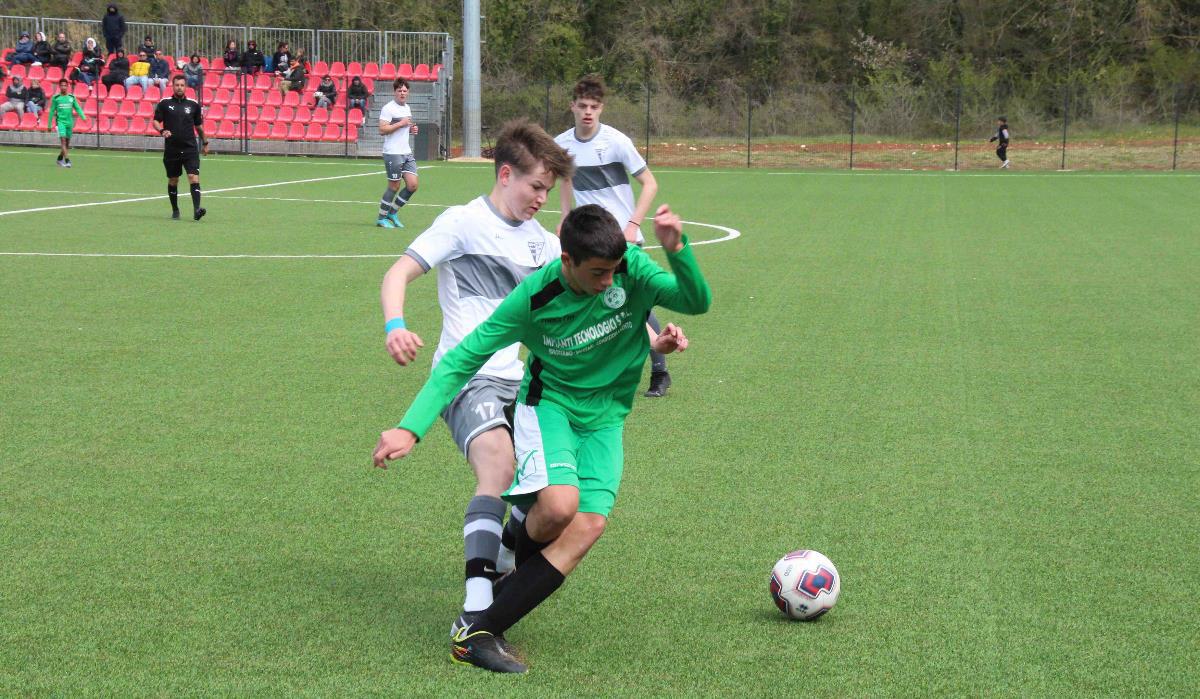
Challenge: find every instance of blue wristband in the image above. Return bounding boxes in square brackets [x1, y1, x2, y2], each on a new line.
[385, 317, 406, 333]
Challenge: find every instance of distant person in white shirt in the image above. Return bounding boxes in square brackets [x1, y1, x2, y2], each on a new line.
[378, 119, 575, 628]
[376, 77, 420, 228]
[555, 75, 671, 397]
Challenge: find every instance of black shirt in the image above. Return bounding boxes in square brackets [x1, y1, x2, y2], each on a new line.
[153, 95, 204, 150]
[991, 125, 1010, 145]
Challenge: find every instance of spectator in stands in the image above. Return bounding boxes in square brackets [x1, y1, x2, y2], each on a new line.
[348, 75, 370, 116]
[74, 38, 104, 88]
[279, 58, 306, 96]
[149, 49, 171, 89]
[25, 79, 46, 116]
[32, 32, 53, 66]
[183, 54, 204, 89]
[50, 33, 73, 69]
[241, 40, 265, 75]
[102, 49, 130, 89]
[7, 32, 36, 65]
[102, 4, 127, 54]
[294, 47, 310, 70]
[1, 76, 28, 116]
[271, 42, 291, 75]
[222, 41, 240, 71]
[138, 35, 156, 57]
[314, 75, 338, 108]
[125, 50, 151, 88]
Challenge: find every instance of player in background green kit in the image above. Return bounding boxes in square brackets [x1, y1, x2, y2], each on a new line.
[47, 79, 86, 168]
[373, 202, 711, 673]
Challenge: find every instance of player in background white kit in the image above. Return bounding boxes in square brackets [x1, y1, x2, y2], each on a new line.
[376, 77, 419, 229]
[555, 75, 671, 397]
[378, 119, 576, 628]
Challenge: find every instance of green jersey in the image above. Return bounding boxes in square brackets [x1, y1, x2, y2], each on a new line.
[50, 94, 84, 126]
[399, 237, 711, 436]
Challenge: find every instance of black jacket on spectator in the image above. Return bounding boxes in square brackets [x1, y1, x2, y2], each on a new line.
[51, 39, 72, 67]
[102, 54, 130, 87]
[347, 79, 369, 100]
[285, 65, 306, 90]
[102, 6, 126, 44]
[272, 50, 291, 73]
[316, 78, 337, 101]
[6, 83, 29, 102]
[241, 48, 265, 71]
[80, 42, 105, 76]
[26, 84, 46, 108]
[32, 35, 52, 64]
[223, 48, 240, 68]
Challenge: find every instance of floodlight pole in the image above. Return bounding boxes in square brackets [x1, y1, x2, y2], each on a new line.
[849, 84, 856, 170]
[463, 0, 482, 158]
[746, 87, 752, 168]
[953, 85, 962, 171]
[1172, 83, 1181, 171]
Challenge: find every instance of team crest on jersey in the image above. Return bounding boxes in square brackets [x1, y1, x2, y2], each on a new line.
[527, 239, 545, 261]
[594, 145, 607, 160]
[602, 286, 626, 309]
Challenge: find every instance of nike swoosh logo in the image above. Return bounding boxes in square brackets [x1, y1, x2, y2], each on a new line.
[452, 621, 473, 643]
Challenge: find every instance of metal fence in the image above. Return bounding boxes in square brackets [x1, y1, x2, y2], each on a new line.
[250, 27, 315, 69]
[178, 24, 246, 63]
[39, 17, 101, 50]
[481, 77, 1200, 171]
[316, 29, 381, 66]
[126, 21, 180, 59]
[0, 15, 37, 43]
[384, 31, 451, 70]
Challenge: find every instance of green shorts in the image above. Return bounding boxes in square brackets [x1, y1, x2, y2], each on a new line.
[504, 402, 624, 517]
[56, 123, 73, 139]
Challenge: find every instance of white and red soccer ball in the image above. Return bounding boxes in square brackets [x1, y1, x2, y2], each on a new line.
[770, 550, 841, 620]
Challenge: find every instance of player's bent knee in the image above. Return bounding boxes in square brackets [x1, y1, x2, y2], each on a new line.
[576, 513, 607, 545]
[535, 487, 580, 531]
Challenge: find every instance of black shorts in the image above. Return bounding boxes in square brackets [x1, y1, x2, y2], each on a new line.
[164, 148, 200, 178]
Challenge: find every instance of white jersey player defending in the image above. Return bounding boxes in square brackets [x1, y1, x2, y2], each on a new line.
[379, 119, 575, 622]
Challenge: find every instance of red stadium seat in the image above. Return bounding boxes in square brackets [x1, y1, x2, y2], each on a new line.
[362, 77, 374, 93]
[276, 106, 294, 122]
[206, 104, 225, 120]
[378, 63, 395, 80]
[312, 60, 329, 76]
[413, 64, 430, 81]
[203, 118, 217, 133]
[129, 116, 147, 134]
[254, 73, 271, 90]
[398, 63, 413, 79]
[83, 98, 98, 113]
[321, 123, 342, 141]
[96, 116, 111, 133]
[75, 117, 93, 133]
[110, 116, 129, 134]
[311, 107, 329, 123]
[100, 101, 118, 117]
[265, 90, 282, 106]
[136, 101, 155, 118]
[185, 87, 197, 101]
[282, 90, 299, 106]
[347, 61, 363, 77]
[363, 62, 379, 79]
[258, 106, 277, 122]
[213, 88, 231, 105]
[252, 122, 270, 139]
[27, 65, 45, 80]
[329, 107, 346, 123]
[347, 107, 362, 123]
[269, 122, 288, 140]
[19, 112, 38, 130]
[219, 72, 237, 89]
[287, 123, 304, 139]
[329, 61, 346, 78]
[248, 90, 266, 107]
[202, 87, 215, 103]
[198, 57, 210, 70]
[209, 58, 224, 71]
[239, 105, 256, 121]
[431, 64, 441, 81]
[295, 106, 311, 123]
[71, 51, 83, 64]
[106, 84, 125, 100]
[125, 84, 143, 101]
[8, 65, 26, 80]
[217, 121, 236, 138]
[46, 67, 64, 82]
[144, 85, 161, 101]
[304, 123, 323, 140]
[73, 83, 90, 99]
[118, 101, 137, 117]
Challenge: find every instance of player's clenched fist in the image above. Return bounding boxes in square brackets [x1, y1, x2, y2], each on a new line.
[650, 322, 688, 355]
[652, 204, 683, 253]
[386, 328, 425, 365]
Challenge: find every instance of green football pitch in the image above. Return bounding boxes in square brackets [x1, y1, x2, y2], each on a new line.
[1, 145, 1197, 695]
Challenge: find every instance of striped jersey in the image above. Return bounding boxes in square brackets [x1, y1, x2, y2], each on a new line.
[555, 124, 648, 243]
[397, 238, 711, 436]
[405, 195, 561, 382]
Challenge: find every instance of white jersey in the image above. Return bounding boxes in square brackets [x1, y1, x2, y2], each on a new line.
[379, 100, 413, 155]
[555, 124, 648, 243]
[405, 196, 561, 381]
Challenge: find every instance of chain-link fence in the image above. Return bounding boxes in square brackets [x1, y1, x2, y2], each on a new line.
[477, 74, 1199, 171]
[250, 27, 315, 69]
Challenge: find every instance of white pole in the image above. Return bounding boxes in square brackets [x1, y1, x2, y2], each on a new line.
[463, 0, 481, 157]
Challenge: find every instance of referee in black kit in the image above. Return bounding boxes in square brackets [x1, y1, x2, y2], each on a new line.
[153, 74, 210, 220]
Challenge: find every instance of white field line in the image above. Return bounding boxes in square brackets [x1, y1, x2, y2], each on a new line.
[0, 171, 380, 217]
[0, 191, 740, 259]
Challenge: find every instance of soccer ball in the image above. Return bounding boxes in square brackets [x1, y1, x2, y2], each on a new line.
[769, 549, 840, 620]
